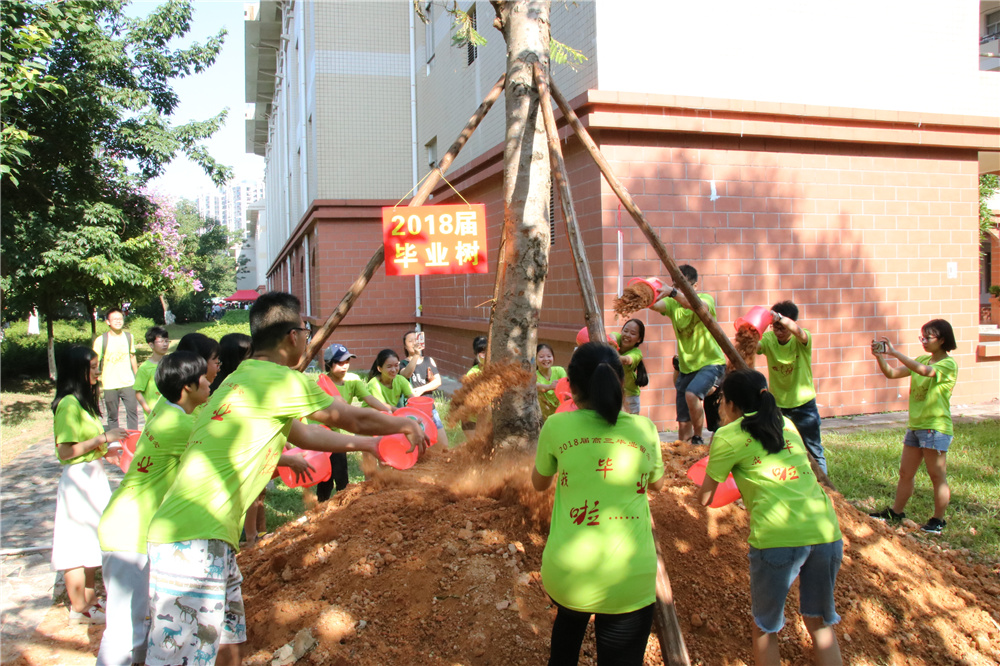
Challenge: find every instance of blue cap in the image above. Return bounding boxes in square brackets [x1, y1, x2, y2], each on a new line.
[323, 344, 356, 363]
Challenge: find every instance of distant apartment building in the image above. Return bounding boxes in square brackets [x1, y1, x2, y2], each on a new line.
[245, 0, 999, 427]
[193, 179, 265, 236]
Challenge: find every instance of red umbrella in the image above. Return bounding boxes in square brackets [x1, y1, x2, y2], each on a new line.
[223, 289, 261, 302]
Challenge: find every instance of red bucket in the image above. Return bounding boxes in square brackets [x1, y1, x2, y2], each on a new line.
[278, 448, 332, 488]
[626, 276, 664, 298]
[406, 396, 435, 420]
[734, 306, 773, 335]
[686, 456, 742, 508]
[554, 377, 572, 404]
[113, 430, 142, 474]
[394, 406, 438, 446]
[575, 326, 618, 349]
[377, 434, 420, 470]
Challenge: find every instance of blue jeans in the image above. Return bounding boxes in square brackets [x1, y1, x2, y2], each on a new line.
[748, 540, 843, 634]
[782, 399, 826, 474]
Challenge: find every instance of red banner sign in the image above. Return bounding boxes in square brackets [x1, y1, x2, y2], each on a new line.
[382, 204, 488, 276]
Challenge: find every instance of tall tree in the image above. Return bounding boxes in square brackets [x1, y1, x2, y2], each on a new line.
[486, 0, 552, 449]
[0, 0, 231, 377]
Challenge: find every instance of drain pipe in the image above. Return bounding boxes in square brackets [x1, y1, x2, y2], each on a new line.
[409, 3, 421, 329]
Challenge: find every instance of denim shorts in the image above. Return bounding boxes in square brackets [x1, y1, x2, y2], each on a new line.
[903, 429, 952, 453]
[431, 406, 444, 430]
[748, 539, 843, 634]
[675, 364, 725, 422]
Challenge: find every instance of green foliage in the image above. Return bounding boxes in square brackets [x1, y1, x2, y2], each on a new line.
[450, 7, 487, 48]
[219, 310, 250, 325]
[826, 422, 1000, 562]
[981, 174, 999, 243]
[550, 37, 587, 69]
[988, 285, 1000, 299]
[125, 315, 156, 336]
[1, 0, 232, 377]
[203, 321, 252, 341]
[173, 200, 237, 298]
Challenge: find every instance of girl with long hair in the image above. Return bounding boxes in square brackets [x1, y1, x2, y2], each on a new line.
[366, 349, 413, 410]
[535, 343, 567, 421]
[699, 369, 843, 665]
[532, 342, 665, 665]
[615, 318, 649, 415]
[51, 345, 127, 623]
[869, 319, 958, 533]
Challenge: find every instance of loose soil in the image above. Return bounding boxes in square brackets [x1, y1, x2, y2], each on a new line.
[614, 283, 656, 319]
[10, 442, 1000, 665]
[730, 324, 760, 372]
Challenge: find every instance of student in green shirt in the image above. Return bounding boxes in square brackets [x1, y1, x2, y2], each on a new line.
[535, 343, 567, 421]
[869, 319, 958, 534]
[699, 369, 843, 666]
[51, 346, 127, 625]
[651, 264, 725, 445]
[97, 351, 211, 666]
[462, 336, 488, 436]
[143, 292, 428, 666]
[756, 301, 826, 475]
[614, 318, 649, 415]
[134, 325, 169, 415]
[533, 342, 665, 665]
[317, 344, 391, 501]
[366, 349, 413, 409]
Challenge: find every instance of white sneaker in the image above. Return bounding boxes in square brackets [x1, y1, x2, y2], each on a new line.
[69, 607, 106, 624]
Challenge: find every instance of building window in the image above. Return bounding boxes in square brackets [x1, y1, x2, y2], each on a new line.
[426, 137, 437, 168]
[425, 2, 435, 63]
[987, 10, 1000, 37]
[467, 6, 477, 66]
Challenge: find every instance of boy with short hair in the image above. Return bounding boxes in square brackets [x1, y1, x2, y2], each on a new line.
[757, 300, 827, 474]
[143, 292, 427, 666]
[651, 264, 726, 445]
[93, 308, 139, 430]
[96, 351, 211, 666]
[134, 326, 170, 415]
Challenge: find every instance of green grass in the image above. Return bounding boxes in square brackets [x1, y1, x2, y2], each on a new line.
[825, 421, 1000, 562]
[264, 452, 369, 531]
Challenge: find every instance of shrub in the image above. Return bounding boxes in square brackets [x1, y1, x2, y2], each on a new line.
[989, 285, 1000, 299]
[1, 319, 93, 378]
[204, 321, 252, 341]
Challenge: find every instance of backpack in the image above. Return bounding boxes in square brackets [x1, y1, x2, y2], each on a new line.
[97, 331, 133, 373]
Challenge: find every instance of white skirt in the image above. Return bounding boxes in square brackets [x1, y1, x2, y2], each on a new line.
[51, 459, 111, 571]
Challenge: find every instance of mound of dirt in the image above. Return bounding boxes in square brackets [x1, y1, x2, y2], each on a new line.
[237, 442, 1000, 666]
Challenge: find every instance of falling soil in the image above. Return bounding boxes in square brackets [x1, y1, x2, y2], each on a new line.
[10, 442, 1000, 666]
[729, 323, 761, 372]
[614, 282, 656, 319]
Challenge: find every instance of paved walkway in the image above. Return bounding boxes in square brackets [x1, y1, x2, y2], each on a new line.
[1, 402, 997, 661]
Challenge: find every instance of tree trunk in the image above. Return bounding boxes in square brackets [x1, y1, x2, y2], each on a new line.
[43, 299, 56, 381]
[487, 0, 552, 450]
[84, 292, 96, 338]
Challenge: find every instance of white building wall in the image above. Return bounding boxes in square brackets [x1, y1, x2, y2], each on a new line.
[595, 0, 999, 117]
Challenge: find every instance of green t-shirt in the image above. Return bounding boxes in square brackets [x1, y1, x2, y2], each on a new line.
[535, 409, 665, 614]
[757, 330, 816, 409]
[537, 366, 568, 420]
[53, 395, 107, 465]
[613, 332, 644, 396]
[93, 331, 136, 390]
[366, 374, 413, 409]
[98, 398, 193, 553]
[908, 355, 958, 435]
[657, 294, 725, 374]
[706, 415, 842, 550]
[146, 360, 335, 549]
[133, 359, 162, 407]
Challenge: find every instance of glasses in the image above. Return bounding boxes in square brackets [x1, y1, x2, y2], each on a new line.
[918, 335, 938, 343]
[288, 326, 311, 342]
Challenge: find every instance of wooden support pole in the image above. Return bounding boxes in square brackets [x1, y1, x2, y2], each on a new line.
[547, 80, 749, 372]
[295, 73, 507, 371]
[533, 63, 605, 346]
[651, 517, 692, 666]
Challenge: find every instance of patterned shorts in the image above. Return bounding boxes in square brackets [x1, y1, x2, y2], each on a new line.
[145, 539, 246, 666]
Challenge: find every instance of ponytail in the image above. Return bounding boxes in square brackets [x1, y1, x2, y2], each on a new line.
[568, 342, 624, 425]
[635, 359, 649, 388]
[720, 370, 784, 454]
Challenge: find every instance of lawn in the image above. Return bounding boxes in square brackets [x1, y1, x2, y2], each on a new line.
[826, 421, 1000, 562]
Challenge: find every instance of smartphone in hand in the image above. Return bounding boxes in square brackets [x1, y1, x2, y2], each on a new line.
[871, 340, 887, 354]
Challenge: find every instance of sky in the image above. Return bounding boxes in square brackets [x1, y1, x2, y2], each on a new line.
[129, 1, 264, 200]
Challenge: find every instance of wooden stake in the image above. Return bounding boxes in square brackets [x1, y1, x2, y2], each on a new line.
[651, 516, 692, 666]
[295, 73, 507, 371]
[547, 80, 749, 372]
[533, 62, 605, 345]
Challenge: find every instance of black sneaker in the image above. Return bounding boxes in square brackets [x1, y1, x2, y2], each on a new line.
[921, 517, 946, 534]
[869, 507, 905, 523]
[690, 436, 705, 446]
